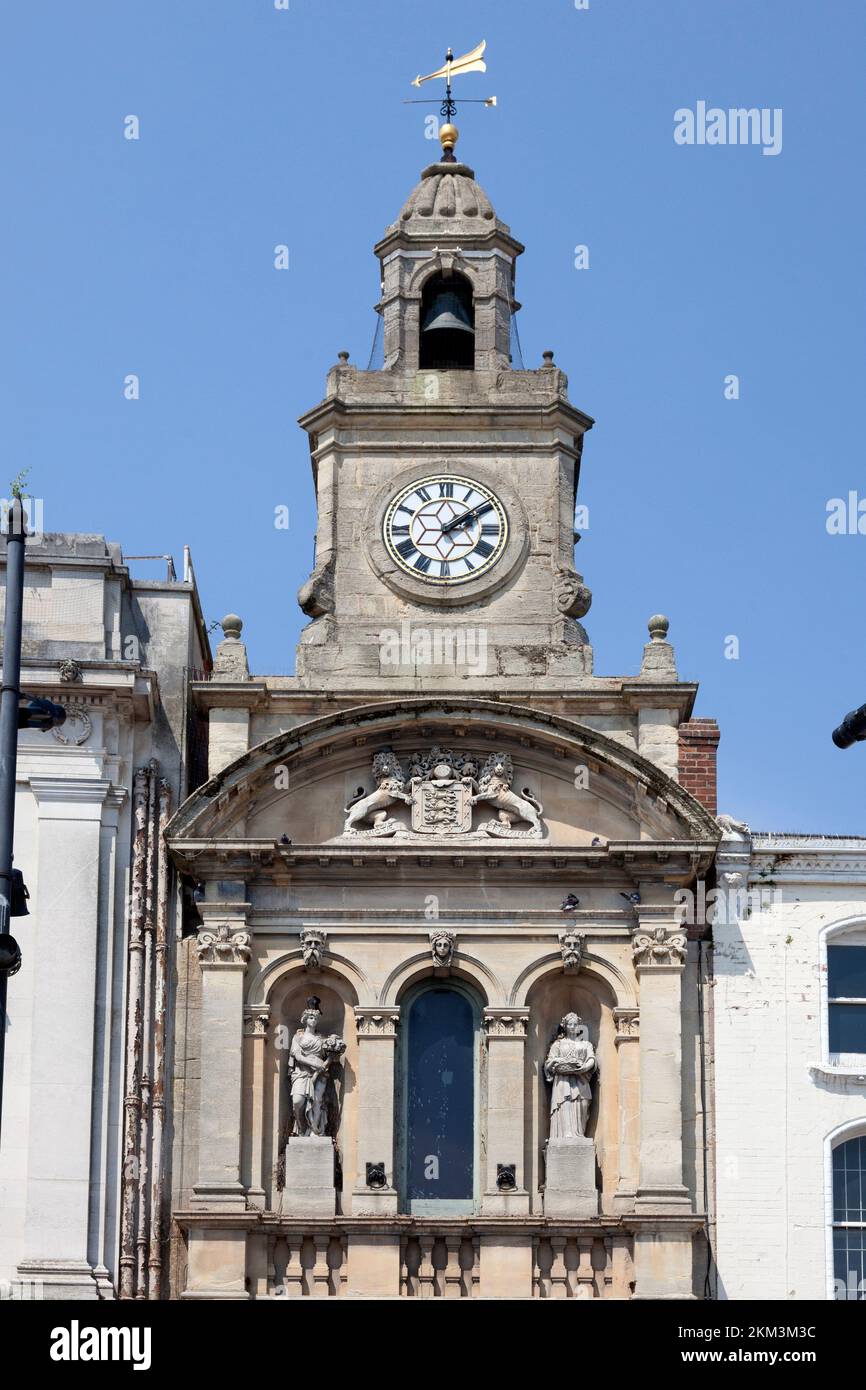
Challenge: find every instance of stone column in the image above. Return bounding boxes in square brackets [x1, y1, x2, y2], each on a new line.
[633, 918, 690, 1211]
[18, 777, 111, 1299]
[351, 1006, 400, 1216]
[184, 907, 251, 1300]
[191, 907, 251, 1210]
[243, 1006, 270, 1209]
[612, 1007, 640, 1212]
[482, 1009, 530, 1215]
[632, 914, 693, 1299]
[346, 1006, 402, 1297]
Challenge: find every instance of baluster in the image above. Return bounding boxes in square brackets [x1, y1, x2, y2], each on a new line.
[443, 1234, 462, 1298]
[311, 1234, 331, 1297]
[284, 1236, 305, 1297]
[471, 1235, 480, 1298]
[599, 1237, 613, 1299]
[549, 1235, 568, 1299]
[418, 1233, 436, 1299]
[575, 1235, 594, 1299]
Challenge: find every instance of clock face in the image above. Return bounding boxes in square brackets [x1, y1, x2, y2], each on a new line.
[382, 475, 508, 585]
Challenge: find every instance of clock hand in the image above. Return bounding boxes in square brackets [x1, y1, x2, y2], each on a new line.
[440, 507, 481, 535]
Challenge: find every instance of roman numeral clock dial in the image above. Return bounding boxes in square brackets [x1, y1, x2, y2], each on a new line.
[383, 475, 508, 585]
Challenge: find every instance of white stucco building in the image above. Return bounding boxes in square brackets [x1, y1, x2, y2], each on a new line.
[713, 831, 866, 1301]
[0, 533, 209, 1298]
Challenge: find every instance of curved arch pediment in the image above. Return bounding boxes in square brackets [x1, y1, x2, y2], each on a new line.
[166, 697, 720, 849]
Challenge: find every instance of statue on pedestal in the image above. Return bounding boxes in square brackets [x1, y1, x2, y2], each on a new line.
[288, 996, 346, 1137]
[544, 1012, 597, 1139]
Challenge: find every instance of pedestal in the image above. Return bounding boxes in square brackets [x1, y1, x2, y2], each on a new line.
[543, 1137, 599, 1218]
[282, 1136, 336, 1218]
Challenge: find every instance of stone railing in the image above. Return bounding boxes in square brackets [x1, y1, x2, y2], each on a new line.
[400, 1229, 480, 1298]
[260, 1223, 633, 1299]
[267, 1232, 348, 1298]
[533, 1230, 634, 1299]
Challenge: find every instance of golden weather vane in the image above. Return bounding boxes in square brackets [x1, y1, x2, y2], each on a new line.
[404, 40, 496, 159]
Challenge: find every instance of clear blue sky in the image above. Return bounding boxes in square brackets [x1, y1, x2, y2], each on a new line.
[2, 1, 864, 831]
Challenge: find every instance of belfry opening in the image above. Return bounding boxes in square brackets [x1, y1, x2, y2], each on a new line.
[419, 271, 475, 369]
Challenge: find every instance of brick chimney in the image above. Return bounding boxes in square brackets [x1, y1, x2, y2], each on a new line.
[678, 719, 720, 815]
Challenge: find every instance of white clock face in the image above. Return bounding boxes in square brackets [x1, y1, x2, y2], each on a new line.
[382, 475, 508, 585]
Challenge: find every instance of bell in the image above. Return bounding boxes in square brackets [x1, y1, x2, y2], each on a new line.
[420, 291, 474, 337]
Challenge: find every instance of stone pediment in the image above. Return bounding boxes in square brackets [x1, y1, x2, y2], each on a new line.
[166, 699, 721, 855]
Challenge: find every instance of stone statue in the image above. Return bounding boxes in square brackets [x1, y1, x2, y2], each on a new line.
[288, 996, 346, 1137]
[544, 1012, 597, 1139]
[343, 750, 410, 835]
[471, 752, 544, 839]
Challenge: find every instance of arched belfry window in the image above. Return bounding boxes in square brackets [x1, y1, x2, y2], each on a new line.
[419, 272, 475, 370]
[397, 981, 481, 1215]
[832, 1133, 866, 1300]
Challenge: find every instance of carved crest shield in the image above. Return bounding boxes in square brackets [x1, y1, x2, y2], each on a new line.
[411, 778, 472, 835]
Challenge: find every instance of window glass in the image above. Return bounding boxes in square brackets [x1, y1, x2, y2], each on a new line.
[828, 944, 866, 999]
[828, 1003, 866, 1055]
[406, 988, 474, 1203]
[833, 1137, 866, 1301]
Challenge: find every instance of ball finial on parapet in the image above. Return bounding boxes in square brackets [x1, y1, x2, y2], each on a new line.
[221, 613, 243, 641]
[647, 614, 669, 642]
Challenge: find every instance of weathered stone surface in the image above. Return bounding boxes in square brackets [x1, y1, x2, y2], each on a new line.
[281, 1137, 336, 1219]
[543, 1137, 599, 1218]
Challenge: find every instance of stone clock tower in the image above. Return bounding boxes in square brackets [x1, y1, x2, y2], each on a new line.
[166, 130, 722, 1303]
[295, 135, 594, 689]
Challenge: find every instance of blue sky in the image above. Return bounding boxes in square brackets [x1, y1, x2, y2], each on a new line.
[2, 1, 864, 831]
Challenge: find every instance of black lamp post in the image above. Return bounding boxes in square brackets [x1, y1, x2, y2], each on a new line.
[0, 498, 66, 1140]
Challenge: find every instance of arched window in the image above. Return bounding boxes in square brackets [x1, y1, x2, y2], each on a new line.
[832, 1134, 866, 1300]
[419, 272, 475, 370]
[397, 982, 481, 1214]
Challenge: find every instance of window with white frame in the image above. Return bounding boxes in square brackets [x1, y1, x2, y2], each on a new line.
[832, 1135, 866, 1300]
[828, 940, 866, 1063]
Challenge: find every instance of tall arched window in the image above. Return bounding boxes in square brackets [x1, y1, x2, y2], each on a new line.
[397, 982, 481, 1214]
[832, 1134, 866, 1300]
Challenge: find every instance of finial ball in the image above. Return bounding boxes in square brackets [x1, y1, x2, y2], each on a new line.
[221, 613, 243, 641]
[647, 614, 669, 641]
[439, 123, 459, 154]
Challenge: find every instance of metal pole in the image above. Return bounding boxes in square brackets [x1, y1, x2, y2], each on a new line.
[0, 497, 25, 1141]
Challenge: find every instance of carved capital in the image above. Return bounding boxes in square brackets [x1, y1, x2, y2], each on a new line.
[483, 1008, 530, 1039]
[243, 1007, 270, 1037]
[196, 923, 251, 968]
[613, 1007, 640, 1043]
[354, 1007, 400, 1038]
[631, 925, 687, 969]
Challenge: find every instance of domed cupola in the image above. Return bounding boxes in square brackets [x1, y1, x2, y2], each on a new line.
[373, 129, 524, 374]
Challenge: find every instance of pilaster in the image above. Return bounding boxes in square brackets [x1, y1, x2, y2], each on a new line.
[351, 1006, 401, 1215]
[482, 1008, 530, 1214]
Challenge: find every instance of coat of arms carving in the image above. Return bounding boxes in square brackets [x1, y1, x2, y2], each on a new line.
[341, 745, 545, 841]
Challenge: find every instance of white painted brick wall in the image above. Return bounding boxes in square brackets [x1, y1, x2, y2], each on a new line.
[714, 875, 866, 1300]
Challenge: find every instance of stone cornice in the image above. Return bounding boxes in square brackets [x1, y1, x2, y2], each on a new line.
[168, 837, 717, 885]
[29, 776, 113, 806]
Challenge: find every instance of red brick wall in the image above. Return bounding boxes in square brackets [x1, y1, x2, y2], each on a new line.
[678, 719, 720, 815]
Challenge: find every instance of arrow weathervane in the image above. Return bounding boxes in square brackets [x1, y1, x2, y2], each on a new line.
[404, 40, 496, 159]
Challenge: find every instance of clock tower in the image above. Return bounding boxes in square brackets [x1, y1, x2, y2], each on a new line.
[169, 121, 721, 1303]
[295, 129, 594, 689]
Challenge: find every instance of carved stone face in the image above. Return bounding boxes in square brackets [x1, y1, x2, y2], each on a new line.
[433, 937, 450, 960]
